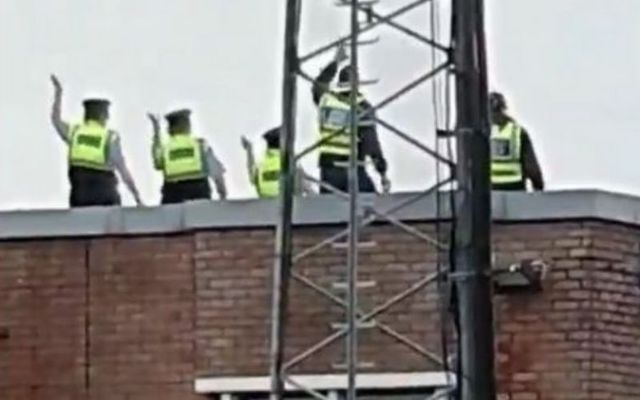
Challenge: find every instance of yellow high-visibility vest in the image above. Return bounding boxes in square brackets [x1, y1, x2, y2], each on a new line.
[161, 134, 206, 182]
[317, 92, 369, 156]
[490, 122, 523, 184]
[255, 149, 280, 198]
[68, 122, 112, 171]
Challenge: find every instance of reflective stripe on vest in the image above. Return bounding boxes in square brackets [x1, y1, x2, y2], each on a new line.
[255, 149, 280, 198]
[68, 122, 112, 171]
[317, 92, 368, 156]
[162, 134, 206, 182]
[490, 122, 523, 184]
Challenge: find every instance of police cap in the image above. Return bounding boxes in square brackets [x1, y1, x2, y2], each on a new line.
[489, 92, 507, 112]
[262, 127, 281, 141]
[165, 109, 191, 125]
[82, 98, 110, 110]
[338, 65, 352, 84]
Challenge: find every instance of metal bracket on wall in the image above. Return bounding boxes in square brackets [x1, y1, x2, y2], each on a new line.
[493, 259, 549, 294]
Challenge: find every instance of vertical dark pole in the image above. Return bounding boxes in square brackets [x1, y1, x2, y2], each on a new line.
[452, 0, 496, 399]
[346, 1, 360, 400]
[269, 1, 301, 399]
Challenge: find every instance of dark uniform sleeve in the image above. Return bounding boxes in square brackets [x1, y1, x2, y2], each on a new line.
[312, 61, 338, 105]
[520, 128, 544, 191]
[359, 100, 388, 175]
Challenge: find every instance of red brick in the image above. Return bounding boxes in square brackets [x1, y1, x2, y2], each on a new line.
[2, 220, 640, 399]
[512, 393, 538, 400]
[555, 238, 582, 248]
[553, 301, 580, 310]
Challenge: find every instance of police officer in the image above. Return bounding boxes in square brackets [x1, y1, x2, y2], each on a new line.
[49, 75, 142, 207]
[149, 109, 227, 204]
[240, 127, 313, 198]
[489, 92, 544, 191]
[311, 44, 390, 194]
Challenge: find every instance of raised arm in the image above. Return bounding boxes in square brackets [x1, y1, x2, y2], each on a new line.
[50, 74, 70, 143]
[312, 62, 338, 105]
[311, 43, 348, 105]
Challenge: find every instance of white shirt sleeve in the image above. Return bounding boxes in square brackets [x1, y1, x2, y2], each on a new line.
[57, 123, 73, 145]
[108, 132, 125, 171]
[108, 131, 140, 200]
[201, 140, 226, 181]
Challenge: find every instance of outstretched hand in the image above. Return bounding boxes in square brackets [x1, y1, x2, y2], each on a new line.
[131, 189, 143, 206]
[240, 135, 252, 151]
[381, 175, 391, 194]
[334, 42, 348, 63]
[147, 113, 160, 127]
[147, 113, 160, 138]
[50, 74, 63, 93]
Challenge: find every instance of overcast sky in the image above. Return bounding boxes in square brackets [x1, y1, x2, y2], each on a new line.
[0, 0, 638, 209]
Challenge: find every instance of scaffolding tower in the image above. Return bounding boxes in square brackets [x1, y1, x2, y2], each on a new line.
[269, 0, 495, 399]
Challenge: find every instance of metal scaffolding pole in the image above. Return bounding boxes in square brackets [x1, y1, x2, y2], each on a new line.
[270, 1, 462, 399]
[346, 0, 361, 399]
[451, 0, 496, 398]
[269, 0, 301, 399]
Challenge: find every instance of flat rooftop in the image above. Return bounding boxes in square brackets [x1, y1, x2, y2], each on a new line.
[1, 189, 640, 240]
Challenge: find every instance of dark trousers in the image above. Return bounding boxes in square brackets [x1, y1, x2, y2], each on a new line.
[68, 167, 121, 208]
[492, 180, 526, 191]
[319, 166, 376, 194]
[161, 179, 211, 204]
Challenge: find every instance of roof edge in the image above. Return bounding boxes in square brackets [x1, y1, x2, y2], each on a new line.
[0, 189, 637, 240]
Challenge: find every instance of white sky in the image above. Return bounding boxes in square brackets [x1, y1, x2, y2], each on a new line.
[0, 0, 638, 209]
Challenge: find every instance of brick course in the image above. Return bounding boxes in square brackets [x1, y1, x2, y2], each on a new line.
[1, 220, 639, 400]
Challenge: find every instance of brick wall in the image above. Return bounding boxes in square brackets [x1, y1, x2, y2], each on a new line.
[88, 236, 197, 400]
[1, 219, 639, 400]
[0, 240, 87, 400]
[493, 222, 640, 400]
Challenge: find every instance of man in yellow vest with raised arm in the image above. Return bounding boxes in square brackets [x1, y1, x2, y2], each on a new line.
[241, 127, 313, 198]
[489, 91, 545, 191]
[311, 44, 390, 194]
[49, 75, 142, 207]
[149, 109, 227, 204]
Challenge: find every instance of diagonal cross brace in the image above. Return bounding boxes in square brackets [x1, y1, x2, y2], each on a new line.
[283, 272, 442, 371]
[291, 271, 446, 366]
[303, 174, 447, 249]
[285, 375, 334, 400]
[356, 3, 450, 53]
[299, 0, 431, 63]
[293, 63, 452, 165]
[293, 178, 453, 263]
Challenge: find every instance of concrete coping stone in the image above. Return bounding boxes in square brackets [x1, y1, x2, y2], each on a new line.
[0, 189, 638, 240]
